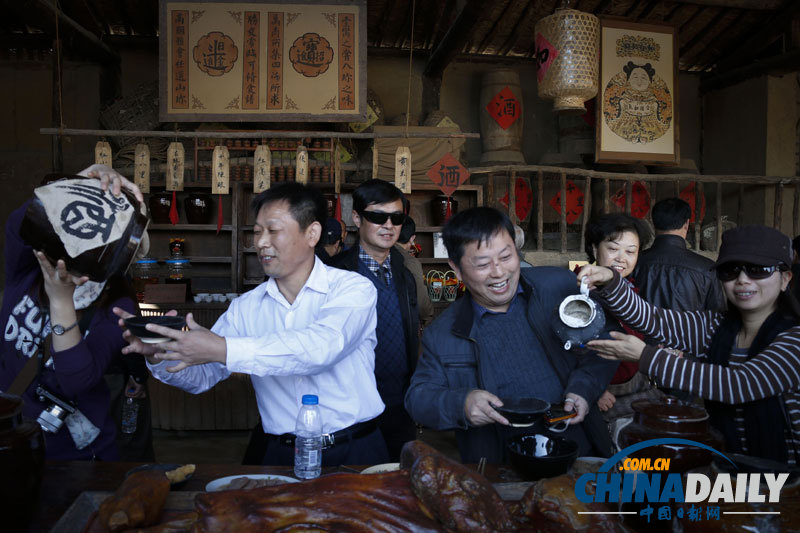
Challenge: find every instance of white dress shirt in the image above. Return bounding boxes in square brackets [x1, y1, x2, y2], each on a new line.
[148, 257, 385, 435]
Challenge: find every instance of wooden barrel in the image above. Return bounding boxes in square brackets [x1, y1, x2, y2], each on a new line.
[479, 69, 526, 164]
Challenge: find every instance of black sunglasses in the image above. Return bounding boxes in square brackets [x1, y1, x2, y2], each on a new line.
[358, 210, 406, 226]
[716, 263, 785, 282]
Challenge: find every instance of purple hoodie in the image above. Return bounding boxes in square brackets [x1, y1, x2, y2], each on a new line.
[0, 202, 134, 460]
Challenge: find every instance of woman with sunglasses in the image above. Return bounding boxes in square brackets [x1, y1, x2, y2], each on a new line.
[577, 225, 800, 464]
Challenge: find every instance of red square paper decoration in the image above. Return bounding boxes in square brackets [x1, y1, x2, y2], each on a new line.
[427, 153, 470, 197]
[612, 181, 651, 219]
[534, 33, 558, 83]
[549, 180, 584, 224]
[680, 182, 706, 223]
[486, 86, 521, 130]
[500, 177, 534, 221]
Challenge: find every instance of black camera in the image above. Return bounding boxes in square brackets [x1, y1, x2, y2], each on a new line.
[35, 384, 76, 433]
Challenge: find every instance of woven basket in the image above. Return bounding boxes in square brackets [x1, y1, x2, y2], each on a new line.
[535, 9, 599, 113]
[100, 81, 161, 150]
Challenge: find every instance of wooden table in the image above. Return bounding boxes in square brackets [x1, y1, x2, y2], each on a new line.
[27, 461, 520, 532]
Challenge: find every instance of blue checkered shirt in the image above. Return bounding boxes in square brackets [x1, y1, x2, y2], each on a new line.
[358, 246, 392, 285]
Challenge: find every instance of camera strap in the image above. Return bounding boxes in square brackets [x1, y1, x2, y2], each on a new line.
[8, 334, 52, 396]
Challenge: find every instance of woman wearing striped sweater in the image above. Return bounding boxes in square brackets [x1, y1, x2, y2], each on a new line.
[578, 225, 800, 465]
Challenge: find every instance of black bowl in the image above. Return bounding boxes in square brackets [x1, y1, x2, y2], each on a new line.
[494, 397, 549, 427]
[124, 315, 185, 343]
[507, 434, 579, 480]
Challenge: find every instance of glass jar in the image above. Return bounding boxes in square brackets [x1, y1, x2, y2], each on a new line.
[131, 258, 159, 303]
[166, 258, 192, 301]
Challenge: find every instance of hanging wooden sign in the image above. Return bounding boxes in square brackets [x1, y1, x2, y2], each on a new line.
[134, 144, 151, 193]
[394, 146, 412, 194]
[212, 146, 230, 194]
[334, 141, 342, 194]
[253, 144, 271, 193]
[95, 141, 112, 167]
[166, 142, 185, 191]
[295, 145, 309, 185]
[372, 142, 379, 179]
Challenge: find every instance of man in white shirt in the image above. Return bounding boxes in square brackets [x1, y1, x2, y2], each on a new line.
[115, 182, 388, 466]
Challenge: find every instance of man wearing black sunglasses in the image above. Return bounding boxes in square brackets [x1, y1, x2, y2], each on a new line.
[329, 179, 420, 461]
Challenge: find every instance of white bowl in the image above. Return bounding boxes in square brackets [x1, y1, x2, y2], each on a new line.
[226, 292, 238, 301]
[212, 294, 226, 302]
[192, 295, 203, 303]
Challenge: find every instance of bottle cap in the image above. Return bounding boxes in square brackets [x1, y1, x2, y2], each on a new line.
[301, 394, 318, 405]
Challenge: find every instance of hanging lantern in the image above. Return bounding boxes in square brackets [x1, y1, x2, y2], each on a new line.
[535, 8, 599, 113]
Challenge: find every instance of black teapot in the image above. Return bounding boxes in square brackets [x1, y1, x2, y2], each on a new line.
[551, 277, 606, 351]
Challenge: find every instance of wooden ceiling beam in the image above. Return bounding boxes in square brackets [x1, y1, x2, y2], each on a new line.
[392, 0, 413, 49]
[679, 8, 726, 58]
[700, 47, 800, 93]
[665, 0, 782, 9]
[34, 0, 117, 61]
[714, 0, 800, 72]
[690, 9, 749, 71]
[376, 0, 396, 48]
[498, 0, 537, 56]
[475, 0, 516, 54]
[423, 0, 484, 78]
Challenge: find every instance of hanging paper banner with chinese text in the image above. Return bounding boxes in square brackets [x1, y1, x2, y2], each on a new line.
[212, 146, 230, 194]
[253, 144, 271, 193]
[95, 141, 112, 167]
[427, 153, 470, 197]
[499, 177, 534, 221]
[549, 179, 584, 224]
[395, 146, 412, 194]
[611, 180, 651, 219]
[160, 0, 367, 122]
[680, 181, 706, 222]
[134, 144, 151, 193]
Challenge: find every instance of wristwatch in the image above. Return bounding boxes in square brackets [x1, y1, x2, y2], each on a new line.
[52, 321, 79, 336]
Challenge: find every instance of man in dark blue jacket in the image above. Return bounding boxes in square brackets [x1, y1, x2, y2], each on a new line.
[329, 180, 419, 460]
[405, 207, 617, 463]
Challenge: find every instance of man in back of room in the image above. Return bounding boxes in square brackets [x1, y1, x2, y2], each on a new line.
[329, 179, 419, 461]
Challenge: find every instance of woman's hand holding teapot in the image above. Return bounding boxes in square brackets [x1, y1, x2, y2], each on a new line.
[576, 264, 614, 290]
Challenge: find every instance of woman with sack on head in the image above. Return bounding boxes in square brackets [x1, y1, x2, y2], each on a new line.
[0, 165, 146, 460]
[579, 225, 800, 465]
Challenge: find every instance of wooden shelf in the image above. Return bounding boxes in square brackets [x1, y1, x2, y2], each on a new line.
[149, 224, 233, 231]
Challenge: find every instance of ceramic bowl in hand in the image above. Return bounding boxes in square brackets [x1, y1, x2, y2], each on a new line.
[494, 397, 550, 427]
[507, 434, 579, 481]
[124, 315, 185, 343]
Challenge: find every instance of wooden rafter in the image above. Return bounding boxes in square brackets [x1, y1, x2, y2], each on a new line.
[376, 0, 396, 48]
[498, 0, 537, 56]
[475, 0, 515, 55]
[690, 9, 749, 71]
[679, 8, 726, 58]
[423, 0, 484, 78]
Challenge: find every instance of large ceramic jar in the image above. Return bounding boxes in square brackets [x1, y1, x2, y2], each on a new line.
[617, 396, 724, 473]
[431, 195, 458, 226]
[184, 192, 213, 224]
[149, 192, 174, 224]
[0, 393, 45, 531]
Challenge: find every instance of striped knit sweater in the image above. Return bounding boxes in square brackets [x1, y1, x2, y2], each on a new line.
[594, 271, 800, 464]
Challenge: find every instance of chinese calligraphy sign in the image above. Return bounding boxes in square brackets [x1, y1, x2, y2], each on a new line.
[549, 179, 585, 224]
[426, 153, 470, 198]
[161, 1, 366, 121]
[486, 86, 521, 130]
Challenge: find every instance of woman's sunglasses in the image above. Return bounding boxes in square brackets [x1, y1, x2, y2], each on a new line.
[716, 263, 785, 282]
[358, 210, 406, 226]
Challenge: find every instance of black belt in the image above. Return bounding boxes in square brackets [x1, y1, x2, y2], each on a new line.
[275, 418, 379, 449]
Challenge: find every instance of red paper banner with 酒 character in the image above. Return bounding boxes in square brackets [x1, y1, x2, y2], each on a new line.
[427, 153, 470, 198]
[611, 181, 651, 219]
[486, 86, 521, 130]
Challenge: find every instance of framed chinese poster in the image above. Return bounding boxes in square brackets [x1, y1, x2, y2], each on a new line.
[596, 18, 679, 164]
[159, 0, 366, 121]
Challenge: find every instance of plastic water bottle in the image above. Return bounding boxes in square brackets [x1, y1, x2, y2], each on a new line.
[294, 394, 323, 479]
[121, 396, 139, 434]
